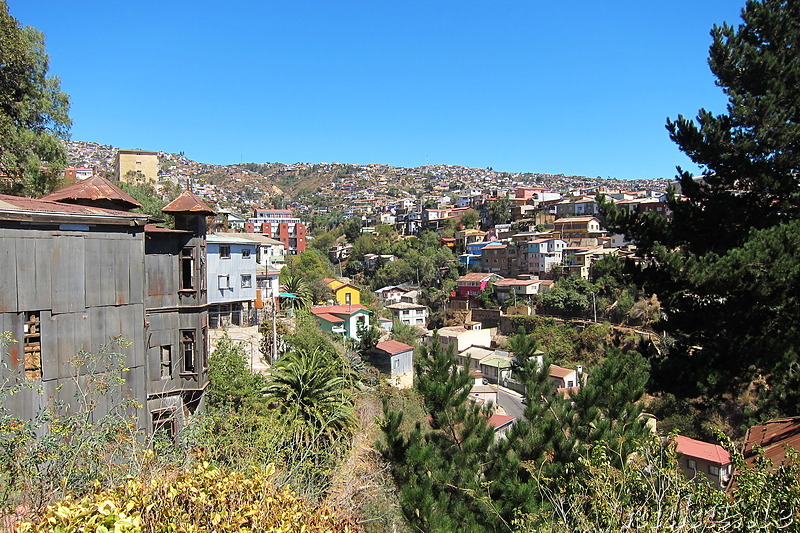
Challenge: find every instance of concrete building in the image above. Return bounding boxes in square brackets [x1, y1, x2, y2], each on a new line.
[244, 208, 307, 254]
[114, 149, 159, 185]
[386, 302, 429, 327]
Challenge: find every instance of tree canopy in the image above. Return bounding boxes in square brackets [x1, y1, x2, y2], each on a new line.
[602, 0, 800, 418]
[0, 1, 70, 195]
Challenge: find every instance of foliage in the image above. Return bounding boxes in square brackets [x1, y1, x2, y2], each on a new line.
[0, 337, 169, 517]
[0, 1, 71, 195]
[283, 310, 338, 356]
[517, 439, 800, 533]
[490, 196, 512, 226]
[460, 208, 480, 229]
[206, 333, 266, 410]
[600, 0, 800, 418]
[380, 337, 504, 531]
[391, 320, 420, 347]
[283, 249, 335, 288]
[264, 347, 356, 442]
[16, 462, 357, 532]
[357, 322, 381, 356]
[343, 216, 364, 243]
[279, 273, 312, 311]
[119, 182, 177, 228]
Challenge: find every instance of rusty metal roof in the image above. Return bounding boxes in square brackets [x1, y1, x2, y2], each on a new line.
[162, 191, 215, 215]
[744, 416, 800, 467]
[41, 176, 142, 209]
[375, 340, 414, 354]
[144, 224, 192, 234]
[0, 194, 148, 222]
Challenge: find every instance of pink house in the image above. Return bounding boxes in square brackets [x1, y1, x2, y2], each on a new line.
[456, 272, 503, 299]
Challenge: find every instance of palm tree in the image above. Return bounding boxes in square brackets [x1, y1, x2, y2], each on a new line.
[279, 274, 312, 312]
[263, 347, 355, 440]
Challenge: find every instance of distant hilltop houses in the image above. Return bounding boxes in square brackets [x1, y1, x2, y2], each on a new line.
[56, 140, 674, 283]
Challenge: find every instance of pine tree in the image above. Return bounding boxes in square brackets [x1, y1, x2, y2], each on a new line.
[601, 0, 800, 415]
[380, 337, 508, 531]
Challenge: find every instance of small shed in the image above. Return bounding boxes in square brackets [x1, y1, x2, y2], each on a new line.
[374, 340, 414, 377]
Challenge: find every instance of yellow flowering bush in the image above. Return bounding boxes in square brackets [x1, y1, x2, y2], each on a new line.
[16, 462, 358, 532]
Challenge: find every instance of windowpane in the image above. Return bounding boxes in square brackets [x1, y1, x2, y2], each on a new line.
[220, 245, 231, 259]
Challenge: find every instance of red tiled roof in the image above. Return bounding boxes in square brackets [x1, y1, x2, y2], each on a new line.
[674, 435, 731, 465]
[41, 176, 142, 209]
[376, 340, 414, 354]
[744, 416, 800, 467]
[162, 191, 215, 215]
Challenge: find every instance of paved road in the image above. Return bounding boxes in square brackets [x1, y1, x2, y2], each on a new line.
[497, 387, 526, 421]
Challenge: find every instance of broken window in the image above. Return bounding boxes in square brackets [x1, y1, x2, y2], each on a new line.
[23, 312, 42, 379]
[181, 330, 195, 373]
[219, 245, 230, 259]
[180, 247, 195, 290]
[241, 248, 251, 259]
[160, 346, 172, 379]
[241, 275, 252, 288]
[218, 275, 230, 290]
[151, 409, 176, 442]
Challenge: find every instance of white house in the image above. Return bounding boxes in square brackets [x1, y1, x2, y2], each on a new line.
[207, 234, 257, 327]
[387, 302, 429, 327]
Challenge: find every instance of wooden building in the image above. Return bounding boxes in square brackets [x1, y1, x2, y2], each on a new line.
[0, 182, 214, 437]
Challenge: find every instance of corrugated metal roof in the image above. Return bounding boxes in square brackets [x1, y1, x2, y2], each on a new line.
[0, 194, 148, 221]
[744, 416, 800, 467]
[207, 234, 257, 245]
[41, 176, 142, 209]
[675, 435, 731, 465]
[376, 340, 414, 354]
[549, 365, 574, 379]
[162, 191, 215, 215]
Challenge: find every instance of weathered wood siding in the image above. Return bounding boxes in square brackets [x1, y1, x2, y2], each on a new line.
[0, 227, 147, 429]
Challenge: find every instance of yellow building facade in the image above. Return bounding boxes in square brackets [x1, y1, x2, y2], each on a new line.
[115, 149, 159, 185]
[325, 278, 361, 305]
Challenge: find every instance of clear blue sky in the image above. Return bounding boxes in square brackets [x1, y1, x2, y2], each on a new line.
[11, 1, 746, 180]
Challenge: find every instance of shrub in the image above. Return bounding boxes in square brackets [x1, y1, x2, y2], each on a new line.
[16, 462, 358, 532]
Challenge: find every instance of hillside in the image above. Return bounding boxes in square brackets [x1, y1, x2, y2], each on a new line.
[64, 140, 671, 212]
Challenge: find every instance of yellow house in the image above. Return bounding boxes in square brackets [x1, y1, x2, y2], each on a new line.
[115, 149, 159, 185]
[324, 278, 361, 305]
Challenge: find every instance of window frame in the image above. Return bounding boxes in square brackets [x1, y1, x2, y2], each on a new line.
[23, 311, 42, 380]
[219, 245, 231, 259]
[180, 247, 196, 291]
[218, 274, 231, 290]
[241, 274, 252, 288]
[160, 345, 172, 379]
[181, 329, 196, 374]
[241, 248, 251, 259]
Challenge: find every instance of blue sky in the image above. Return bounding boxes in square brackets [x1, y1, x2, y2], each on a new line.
[11, 1, 746, 180]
